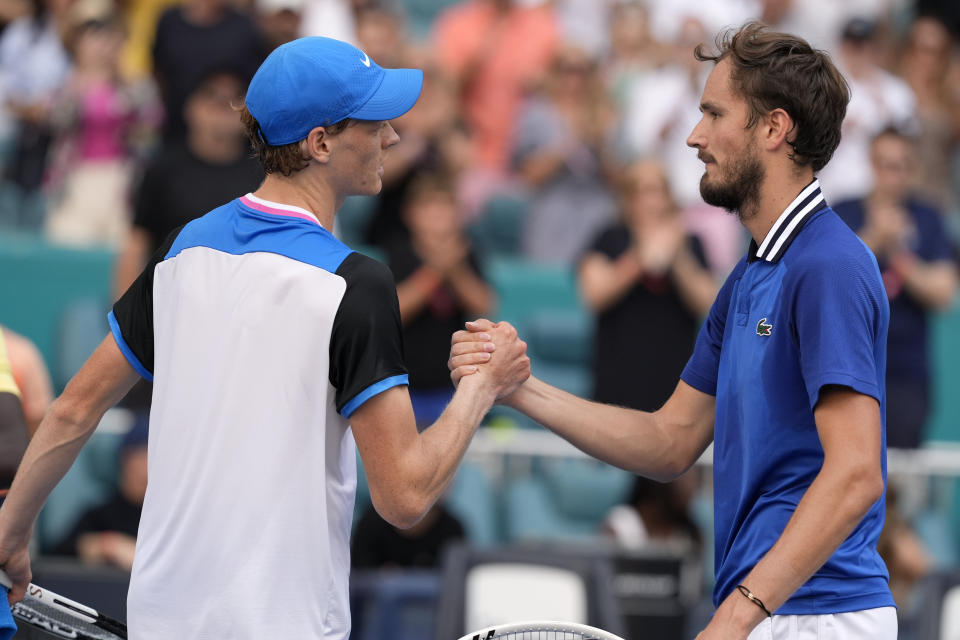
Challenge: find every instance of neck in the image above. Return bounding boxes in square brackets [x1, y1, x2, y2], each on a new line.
[253, 172, 339, 230]
[741, 168, 815, 247]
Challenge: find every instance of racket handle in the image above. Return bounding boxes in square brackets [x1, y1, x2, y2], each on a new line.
[0, 570, 9, 590]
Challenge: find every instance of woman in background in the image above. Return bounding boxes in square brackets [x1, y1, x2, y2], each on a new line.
[578, 160, 715, 411]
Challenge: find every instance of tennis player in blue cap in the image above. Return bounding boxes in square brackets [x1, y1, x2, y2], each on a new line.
[0, 37, 529, 639]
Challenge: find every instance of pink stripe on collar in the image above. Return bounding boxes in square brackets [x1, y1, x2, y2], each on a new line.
[240, 194, 321, 226]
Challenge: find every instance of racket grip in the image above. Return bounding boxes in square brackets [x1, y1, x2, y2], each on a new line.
[0, 571, 9, 590]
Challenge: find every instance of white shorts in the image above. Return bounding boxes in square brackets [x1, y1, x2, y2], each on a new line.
[746, 607, 897, 640]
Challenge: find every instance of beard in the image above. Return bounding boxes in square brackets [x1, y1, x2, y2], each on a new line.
[699, 146, 765, 219]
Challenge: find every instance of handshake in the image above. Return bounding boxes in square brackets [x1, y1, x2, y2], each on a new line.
[447, 318, 531, 402]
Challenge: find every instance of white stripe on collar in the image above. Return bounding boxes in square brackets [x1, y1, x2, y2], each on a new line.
[754, 179, 824, 262]
[243, 193, 321, 225]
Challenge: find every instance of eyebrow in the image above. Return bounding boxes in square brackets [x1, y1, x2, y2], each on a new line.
[699, 101, 721, 113]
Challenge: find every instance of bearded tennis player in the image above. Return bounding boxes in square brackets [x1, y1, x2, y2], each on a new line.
[451, 22, 895, 640]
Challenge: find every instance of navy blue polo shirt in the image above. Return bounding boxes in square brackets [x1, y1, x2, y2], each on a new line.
[681, 180, 895, 614]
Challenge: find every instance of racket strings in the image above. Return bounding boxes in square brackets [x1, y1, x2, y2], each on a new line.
[493, 631, 599, 639]
[13, 599, 123, 640]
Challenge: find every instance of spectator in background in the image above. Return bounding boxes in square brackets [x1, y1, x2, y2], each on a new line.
[112, 69, 264, 298]
[45, 9, 161, 248]
[898, 14, 960, 214]
[151, 0, 264, 142]
[256, 0, 305, 51]
[0, 0, 71, 229]
[601, 471, 702, 553]
[52, 415, 148, 571]
[389, 174, 494, 427]
[354, 3, 407, 70]
[603, 0, 663, 113]
[1, 327, 53, 437]
[0, 329, 29, 497]
[433, 0, 557, 201]
[351, 501, 465, 569]
[617, 14, 746, 275]
[877, 486, 931, 631]
[364, 59, 472, 248]
[578, 160, 715, 412]
[514, 45, 617, 265]
[834, 127, 958, 449]
[818, 17, 916, 204]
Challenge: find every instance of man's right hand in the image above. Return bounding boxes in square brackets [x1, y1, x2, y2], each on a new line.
[449, 319, 530, 399]
[0, 537, 32, 604]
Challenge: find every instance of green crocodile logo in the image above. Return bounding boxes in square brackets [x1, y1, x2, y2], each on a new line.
[756, 318, 773, 336]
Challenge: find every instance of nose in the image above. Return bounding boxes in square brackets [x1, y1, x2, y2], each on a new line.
[686, 116, 706, 150]
[383, 121, 400, 149]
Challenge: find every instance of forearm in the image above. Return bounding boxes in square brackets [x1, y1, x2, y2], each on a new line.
[671, 248, 717, 317]
[446, 263, 495, 316]
[505, 376, 699, 479]
[894, 255, 958, 310]
[408, 375, 498, 515]
[0, 397, 103, 545]
[579, 253, 643, 312]
[722, 462, 883, 634]
[396, 266, 441, 323]
[0, 336, 137, 547]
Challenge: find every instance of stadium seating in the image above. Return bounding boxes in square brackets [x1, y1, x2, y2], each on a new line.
[914, 569, 960, 640]
[0, 233, 113, 392]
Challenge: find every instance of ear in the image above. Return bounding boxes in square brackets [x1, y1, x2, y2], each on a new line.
[302, 126, 332, 164]
[762, 108, 795, 153]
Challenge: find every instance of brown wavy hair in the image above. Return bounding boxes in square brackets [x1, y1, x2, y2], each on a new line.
[238, 106, 356, 176]
[694, 21, 850, 172]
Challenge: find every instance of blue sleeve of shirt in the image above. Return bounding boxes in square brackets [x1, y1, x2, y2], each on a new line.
[792, 251, 888, 408]
[680, 260, 744, 395]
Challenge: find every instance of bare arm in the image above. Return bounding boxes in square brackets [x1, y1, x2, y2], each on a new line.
[697, 387, 885, 639]
[449, 321, 716, 480]
[504, 375, 715, 480]
[445, 261, 495, 317]
[2, 328, 54, 437]
[671, 244, 719, 317]
[396, 266, 443, 324]
[891, 254, 958, 311]
[0, 336, 140, 601]
[350, 323, 529, 529]
[578, 251, 644, 313]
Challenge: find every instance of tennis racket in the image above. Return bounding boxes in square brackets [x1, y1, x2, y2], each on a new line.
[457, 620, 625, 640]
[0, 569, 127, 639]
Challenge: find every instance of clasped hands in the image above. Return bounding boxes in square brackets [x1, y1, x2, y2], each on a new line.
[448, 319, 530, 401]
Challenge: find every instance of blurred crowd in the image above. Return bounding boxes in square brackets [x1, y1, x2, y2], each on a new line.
[1, 0, 960, 634]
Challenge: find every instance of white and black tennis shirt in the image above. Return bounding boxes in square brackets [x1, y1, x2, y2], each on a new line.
[109, 194, 408, 639]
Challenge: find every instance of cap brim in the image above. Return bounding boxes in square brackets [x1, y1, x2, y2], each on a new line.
[349, 68, 423, 121]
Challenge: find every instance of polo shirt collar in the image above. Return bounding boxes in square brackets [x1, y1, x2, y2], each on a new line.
[240, 193, 323, 227]
[747, 179, 827, 263]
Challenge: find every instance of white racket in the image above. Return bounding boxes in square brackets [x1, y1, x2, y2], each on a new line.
[0, 569, 127, 639]
[457, 620, 626, 640]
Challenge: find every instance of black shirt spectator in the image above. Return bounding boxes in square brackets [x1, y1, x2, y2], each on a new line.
[351, 503, 465, 569]
[586, 224, 708, 411]
[152, 3, 264, 141]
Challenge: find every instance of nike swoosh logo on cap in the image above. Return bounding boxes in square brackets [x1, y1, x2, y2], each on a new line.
[360, 53, 371, 67]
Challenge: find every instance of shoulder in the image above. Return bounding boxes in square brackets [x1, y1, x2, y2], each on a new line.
[785, 212, 884, 298]
[337, 252, 392, 284]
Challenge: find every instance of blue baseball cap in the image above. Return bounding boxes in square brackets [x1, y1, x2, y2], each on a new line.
[245, 37, 423, 146]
